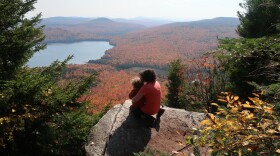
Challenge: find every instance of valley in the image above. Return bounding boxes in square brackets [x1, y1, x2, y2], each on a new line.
[42, 16, 239, 112]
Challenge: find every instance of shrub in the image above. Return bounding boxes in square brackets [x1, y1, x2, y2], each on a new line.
[176, 57, 228, 112]
[187, 92, 280, 155]
[0, 59, 98, 156]
[134, 147, 170, 156]
[165, 59, 187, 108]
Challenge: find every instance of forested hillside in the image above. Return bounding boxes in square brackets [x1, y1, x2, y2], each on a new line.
[42, 17, 239, 111]
[42, 17, 239, 69]
[93, 17, 239, 69]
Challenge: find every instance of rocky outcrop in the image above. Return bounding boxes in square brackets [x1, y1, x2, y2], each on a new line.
[85, 100, 208, 156]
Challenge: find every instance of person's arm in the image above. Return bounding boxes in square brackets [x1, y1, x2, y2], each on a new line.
[129, 89, 137, 99]
[132, 92, 144, 104]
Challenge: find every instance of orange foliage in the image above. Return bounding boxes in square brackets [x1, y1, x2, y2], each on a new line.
[67, 64, 167, 113]
[44, 20, 237, 113]
[81, 70, 132, 113]
[101, 24, 238, 68]
[45, 21, 237, 69]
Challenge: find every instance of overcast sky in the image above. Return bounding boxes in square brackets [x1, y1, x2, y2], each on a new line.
[29, 0, 244, 20]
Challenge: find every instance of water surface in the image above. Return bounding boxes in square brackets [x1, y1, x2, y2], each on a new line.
[28, 41, 113, 67]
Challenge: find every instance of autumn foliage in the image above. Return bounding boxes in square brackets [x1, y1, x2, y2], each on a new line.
[188, 92, 280, 155]
[64, 64, 167, 113]
[96, 23, 238, 69]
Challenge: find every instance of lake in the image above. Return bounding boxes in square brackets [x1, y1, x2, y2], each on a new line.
[28, 41, 114, 67]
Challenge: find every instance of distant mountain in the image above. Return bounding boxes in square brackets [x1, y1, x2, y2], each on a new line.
[64, 17, 146, 35]
[169, 17, 239, 28]
[44, 17, 239, 46]
[42, 17, 173, 28]
[87, 17, 114, 24]
[43, 17, 146, 42]
[41, 17, 93, 27]
[113, 17, 174, 27]
[91, 17, 240, 69]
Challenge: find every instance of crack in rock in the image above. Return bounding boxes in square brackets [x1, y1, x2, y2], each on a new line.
[102, 104, 124, 156]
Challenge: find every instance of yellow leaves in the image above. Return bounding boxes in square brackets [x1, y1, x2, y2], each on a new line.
[215, 112, 223, 115]
[216, 136, 223, 145]
[43, 88, 52, 97]
[171, 151, 180, 155]
[234, 96, 239, 101]
[244, 135, 253, 141]
[211, 103, 219, 106]
[230, 108, 238, 113]
[222, 93, 240, 104]
[260, 119, 273, 130]
[242, 104, 255, 109]
[218, 99, 227, 103]
[194, 92, 279, 155]
[238, 148, 242, 156]
[200, 119, 213, 125]
[175, 139, 184, 146]
[208, 149, 213, 154]
[247, 148, 252, 152]
[245, 113, 254, 119]
[221, 92, 229, 94]
[217, 108, 227, 115]
[0, 118, 3, 125]
[0, 117, 10, 124]
[204, 126, 213, 131]
[227, 95, 239, 102]
[201, 113, 218, 126]
[264, 106, 273, 114]
[224, 120, 234, 128]
[248, 97, 264, 106]
[252, 93, 259, 97]
[242, 141, 249, 146]
[208, 113, 216, 123]
[226, 95, 230, 102]
[266, 129, 277, 134]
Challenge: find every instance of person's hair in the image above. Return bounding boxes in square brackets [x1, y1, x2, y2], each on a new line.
[131, 77, 144, 89]
[139, 69, 156, 83]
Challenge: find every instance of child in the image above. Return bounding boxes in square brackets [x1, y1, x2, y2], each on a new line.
[129, 77, 145, 108]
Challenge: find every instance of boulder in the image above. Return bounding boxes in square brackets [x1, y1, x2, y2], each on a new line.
[85, 100, 208, 156]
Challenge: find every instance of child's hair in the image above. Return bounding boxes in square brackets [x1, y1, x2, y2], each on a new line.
[131, 77, 144, 89]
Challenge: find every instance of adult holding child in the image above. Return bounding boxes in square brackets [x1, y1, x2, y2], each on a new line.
[131, 69, 164, 121]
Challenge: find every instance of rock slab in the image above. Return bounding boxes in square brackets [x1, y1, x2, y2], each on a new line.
[85, 100, 207, 156]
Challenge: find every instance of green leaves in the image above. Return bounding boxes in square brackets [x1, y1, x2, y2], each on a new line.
[217, 35, 280, 98]
[0, 58, 97, 155]
[0, 0, 46, 81]
[237, 0, 280, 38]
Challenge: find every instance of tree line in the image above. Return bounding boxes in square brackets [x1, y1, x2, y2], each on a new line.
[165, 0, 280, 155]
[0, 0, 102, 155]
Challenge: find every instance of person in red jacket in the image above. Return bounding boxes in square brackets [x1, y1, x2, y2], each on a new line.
[132, 69, 165, 122]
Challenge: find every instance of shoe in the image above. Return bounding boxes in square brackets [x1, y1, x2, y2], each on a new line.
[156, 108, 165, 119]
[143, 115, 156, 128]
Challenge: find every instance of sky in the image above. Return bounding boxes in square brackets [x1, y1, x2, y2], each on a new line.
[29, 0, 244, 21]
